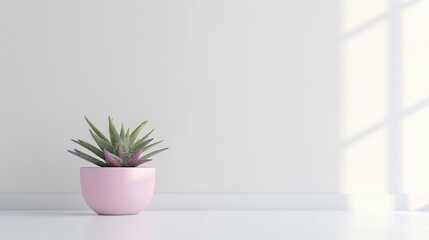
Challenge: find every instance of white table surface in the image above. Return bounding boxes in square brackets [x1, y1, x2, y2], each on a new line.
[1, 211, 429, 240]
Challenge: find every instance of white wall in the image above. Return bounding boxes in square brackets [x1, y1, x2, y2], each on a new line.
[1, 0, 428, 196]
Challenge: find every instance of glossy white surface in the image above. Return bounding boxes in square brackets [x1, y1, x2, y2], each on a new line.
[1, 211, 429, 240]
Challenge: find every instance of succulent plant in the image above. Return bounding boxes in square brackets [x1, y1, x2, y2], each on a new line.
[68, 116, 168, 167]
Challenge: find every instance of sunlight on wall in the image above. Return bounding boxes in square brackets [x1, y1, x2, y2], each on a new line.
[402, 107, 429, 193]
[340, 0, 429, 203]
[342, 128, 388, 193]
[341, 21, 387, 140]
[402, 0, 429, 109]
[341, 0, 387, 32]
[340, 0, 389, 194]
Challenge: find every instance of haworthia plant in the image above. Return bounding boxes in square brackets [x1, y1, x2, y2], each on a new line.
[68, 116, 168, 167]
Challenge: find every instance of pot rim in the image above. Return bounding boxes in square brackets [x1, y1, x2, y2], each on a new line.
[80, 167, 155, 170]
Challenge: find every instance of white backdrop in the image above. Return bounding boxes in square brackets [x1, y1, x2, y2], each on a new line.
[1, 0, 428, 196]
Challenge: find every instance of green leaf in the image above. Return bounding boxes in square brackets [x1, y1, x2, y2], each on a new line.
[108, 117, 121, 147]
[139, 148, 168, 160]
[71, 139, 104, 159]
[120, 124, 125, 140]
[141, 129, 154, 142]
[129, 121, 148, 144]
[128, 138, 153, 158]
[89, 129, 113, 152]
[84, 116, 110, 143]
[122, 140, 130, 154]
[68, 149, 107, 167]
[123, 128, 130, 145]
[125, 128, 130, 139]
[133, 129, 154, 148]
[143, 140, 163, 153]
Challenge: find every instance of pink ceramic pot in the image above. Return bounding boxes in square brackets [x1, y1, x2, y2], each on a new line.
[80, 167, 155, 215]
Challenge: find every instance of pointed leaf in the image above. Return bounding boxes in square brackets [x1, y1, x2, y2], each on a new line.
[71, 139, 104, 159]
[140, 148, 168, 159]
[129, 120, 148, 144]
[108, 117, 121, 147]
[84, 116, 110, 143]
[141, 128, 154, 142]
[123, 128, 131, 152]
[126, 159, 152, 167]
[89, 129, 113, 152]
[103, 149, 121, 167]
[129, 138, 153, 157]
[143, 140, 163, 153]
[133, 129, 154, 148]
[129, 145, 145, 162]
[68, 149, 107, 167]
[120, 124, 125, 140]
[125, 128, 130, 139]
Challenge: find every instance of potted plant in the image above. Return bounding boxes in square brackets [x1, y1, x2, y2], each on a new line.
[68, 116, 168, 215]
